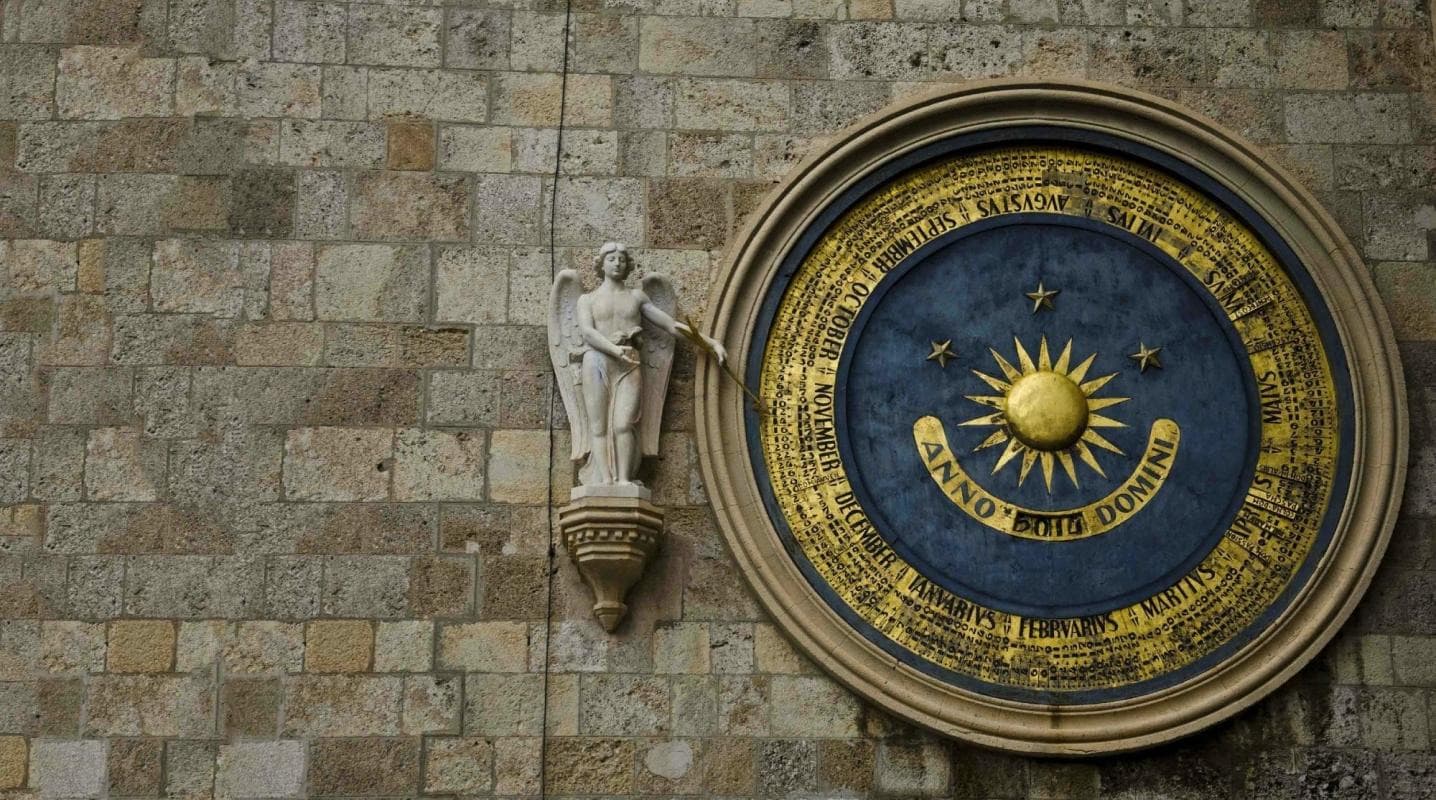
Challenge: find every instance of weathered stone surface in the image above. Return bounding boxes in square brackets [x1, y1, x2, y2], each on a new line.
[304, 619, 371, 672]
[386, 120, 434, 171]
[107, 620, 175, 673]
[425, 737, 494, 793]
[57, 46, 173, 120]
[283, 675, 402, 736]
[347, 5, 441, 68]
[216, 740, 305, 799]
[544, 738, 634, 795]
[310, 737, 419, 795]
[437, 621, 528, 672]
[31, 738, 106, 797]
[351, 171, 471, 241]
[86, 674, 214, 736]
[315, 243, 427, 322]
[283, 427, 393, 501]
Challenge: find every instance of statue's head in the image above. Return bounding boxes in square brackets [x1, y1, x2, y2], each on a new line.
[595, 241, 632, 280]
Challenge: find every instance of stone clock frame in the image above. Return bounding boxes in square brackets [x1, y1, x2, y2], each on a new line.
[694, 80, 1407, 754]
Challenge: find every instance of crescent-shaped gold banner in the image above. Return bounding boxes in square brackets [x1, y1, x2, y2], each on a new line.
[913, 416, 1181, 541]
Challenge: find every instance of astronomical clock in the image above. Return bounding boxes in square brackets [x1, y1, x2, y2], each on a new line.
[695, 81, 1407, 753]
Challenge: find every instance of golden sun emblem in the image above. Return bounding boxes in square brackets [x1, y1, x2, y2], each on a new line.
[961, 336, 1129, 491]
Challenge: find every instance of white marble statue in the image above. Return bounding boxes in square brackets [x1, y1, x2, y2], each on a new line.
[549, 242, 726, 490]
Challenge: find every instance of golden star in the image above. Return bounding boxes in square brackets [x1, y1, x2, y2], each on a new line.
[1025, 281, 1059, 313]
[926, 339, 956, 368]
[1130, 342, 1163, 373]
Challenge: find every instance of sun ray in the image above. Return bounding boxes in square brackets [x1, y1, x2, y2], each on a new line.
[1038, 336, 1052, 371]
[959, 412, 1005, 427]
[1088, 414, 1127, 428]
[989, 349, 1022, 382]
[963, 395, 1006, 409]
[1013, 337, 1036, 374]
[1053, 339, 1073, 374]
[1018, 448, 1039, 485]
[1080, 372, 1118, 395]
[991, 438, 1024, 474]
[1057, 450, 1079, 487]
[972, 370, 1010, 393]
[1067, 352, 1097, 384]
[1040, 451, 1055, 491]
[1087, 396, 1129, 411]
[974, 429, 1009, 451]
[1074, 441, 1107, 478]
[1081, 428, 1124, 455]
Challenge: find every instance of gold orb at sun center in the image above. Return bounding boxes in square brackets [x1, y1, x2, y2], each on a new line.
[1005, 371, 1089, 451]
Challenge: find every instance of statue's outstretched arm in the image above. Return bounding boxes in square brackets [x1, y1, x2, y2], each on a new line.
[641, 293, 727, 364]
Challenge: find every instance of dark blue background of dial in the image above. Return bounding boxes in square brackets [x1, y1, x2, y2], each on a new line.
[838, 216, 1253, 618]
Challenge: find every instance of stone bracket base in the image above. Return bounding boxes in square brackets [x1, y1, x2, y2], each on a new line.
[558, 495, 665, 632]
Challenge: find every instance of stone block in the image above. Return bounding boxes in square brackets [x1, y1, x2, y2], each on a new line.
[107, 620, 174, 673]
[322, 555, 410, 618]
[446, 7, 511, 70]
[758, 739, 816, 796]
[164, 739, 217, 799]
[37, 174, 95, 238]
[392, 429, 485, 501]
[0, 47, 56, 121]
[770, 675, 859, 736]
[5, 239, 77, 296]
[347, 5, 441, 67]
[38, 295, 110, 366]
[0, 736, 24, 789]
[1286, 93, 1413, 144]
[473, 174, 542, 244]
[438, 125, 513, 173]
[543, 738, 633, 795]
[581, 674, 670, 736]
[85, 674, 214, 736]
[273, 1, 346, 63]
[407, 555, 472, 616]
[215, 740, 305, 799]
[279, 120, 387, 168]
[510, 11, 565, 71]
[315, 243, 427, 322]
[639, 17, 756, 76]
[57, 46, 172, 119]
[552, 176, 644, 246]
[83, 427, 162, 501]
[426, 370, 501, 427]
[176, 55, 236, 116]
[366, 68, 488, 123]
[236, 62, 321, 119]
[221, 678, 280, 736]
[235, 322, 325, 366]
[222, 621, 304, 674]
[283, 675, 402, 736]
[322, 324, 469, 368]
[437, 621, 528, 671]
[436, 247, 507, 324]
[283, 427, 393, 502]
[1391, 635, 1436, 685]
[151, 238, 243, 317]
[322, 65, 366, 120]
[386, 120, 434, 171]
[125, 556, 265, 618]
[401, 674, 459, 734]
[107, 737, 161, 795]
[876, 739, 949, 796]
[465, 673, 544, 735]
[654, 623, 711, 674]
[351, 171, 470, 241]
[304, 620, 372, 672]
[31, 738, 106, 797]
[487, 429, 549, 504]
[637, 739, 701, 794]
[374, 620, 432, 672]
[424, 737, 494, 794]
[40, 621, 105, 674]
[647, 177, 729, 248]
[1364, 193, 1436, 260]
[309, 737, 419, 795]
[674, 78, 788, 131]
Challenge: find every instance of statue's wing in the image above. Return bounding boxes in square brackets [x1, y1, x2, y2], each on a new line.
[548, 270, 588, 461]
[639, 274, 677, 458]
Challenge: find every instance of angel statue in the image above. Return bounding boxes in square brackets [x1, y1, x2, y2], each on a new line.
[549, 242, 727, 490]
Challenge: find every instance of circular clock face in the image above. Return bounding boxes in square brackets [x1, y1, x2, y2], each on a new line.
[697, 84, 1406, 753]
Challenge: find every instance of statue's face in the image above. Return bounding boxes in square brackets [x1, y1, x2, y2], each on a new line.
[602, 250, 631, 280]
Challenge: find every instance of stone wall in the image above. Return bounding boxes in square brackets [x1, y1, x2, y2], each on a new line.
[0, 0, 1433, 796]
